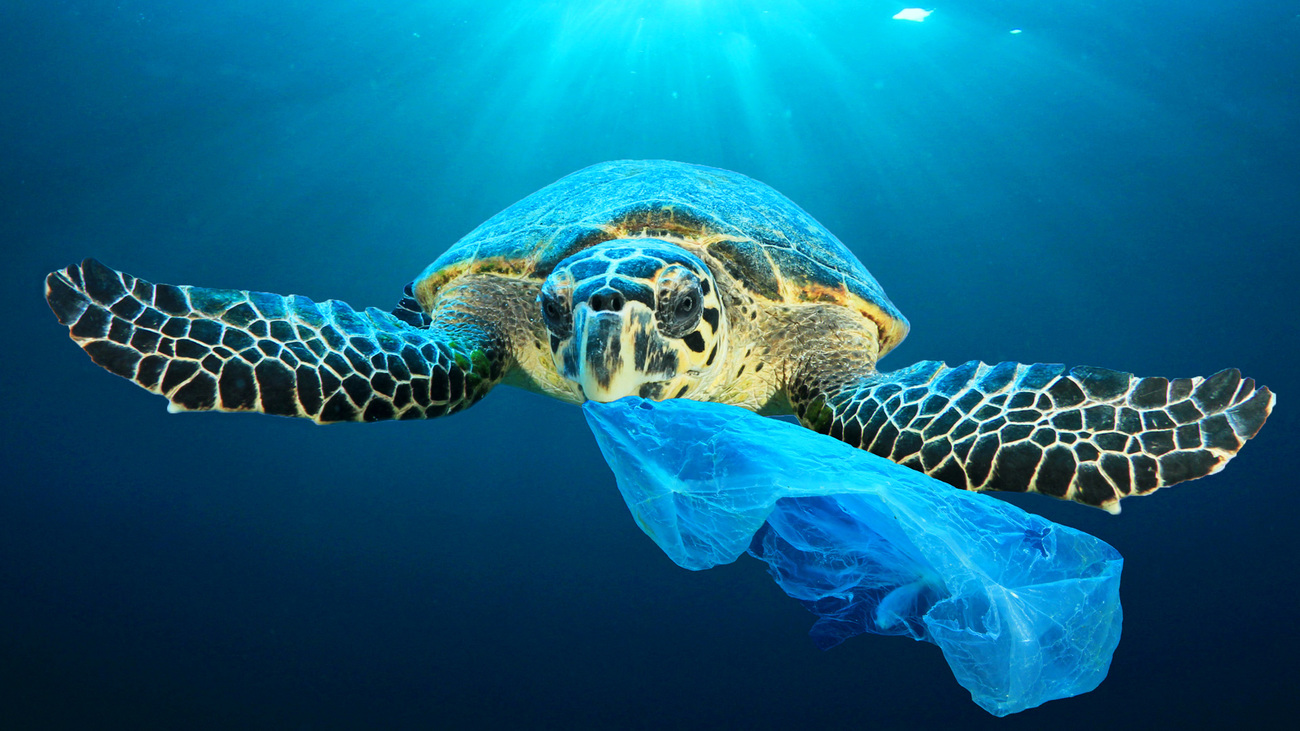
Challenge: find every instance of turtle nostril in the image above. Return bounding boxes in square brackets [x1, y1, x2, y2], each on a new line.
[590, 290, 626, 312]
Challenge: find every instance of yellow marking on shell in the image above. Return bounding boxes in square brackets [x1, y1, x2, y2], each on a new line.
[790, 281, 849, 305]
[605, 206, 717, 239]
[415, 257, 535, 308]
[601, 226, 737, 249]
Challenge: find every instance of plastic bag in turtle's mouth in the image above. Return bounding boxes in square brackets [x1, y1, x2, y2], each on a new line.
[583, 396, 1123, 717]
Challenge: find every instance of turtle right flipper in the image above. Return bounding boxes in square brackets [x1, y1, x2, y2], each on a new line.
[46, 259, 504, 423]
[795, 360, 1274, 512]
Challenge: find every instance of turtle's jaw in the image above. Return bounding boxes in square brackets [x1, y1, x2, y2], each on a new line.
[566, 305, 686, 403]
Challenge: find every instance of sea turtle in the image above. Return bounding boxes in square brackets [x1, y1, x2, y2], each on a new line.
[45, 160, 1273, 513]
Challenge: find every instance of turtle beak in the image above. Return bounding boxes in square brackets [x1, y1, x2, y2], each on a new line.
[571, 303, 674, 403]
[574, 308, 626, 402]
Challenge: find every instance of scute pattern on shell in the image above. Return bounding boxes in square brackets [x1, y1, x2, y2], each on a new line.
[415, 160, 908, 349]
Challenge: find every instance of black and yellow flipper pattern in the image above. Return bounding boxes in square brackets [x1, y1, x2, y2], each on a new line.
[797, 360, 1274, 512]
[45, 259, 503, 423]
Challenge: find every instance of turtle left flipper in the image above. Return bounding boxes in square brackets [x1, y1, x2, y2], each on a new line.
[795, 360, 1274, 512]
[46, 258, 505, 422]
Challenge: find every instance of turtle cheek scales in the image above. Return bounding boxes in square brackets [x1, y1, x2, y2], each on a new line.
[701, 307, 719, 334]
[633, 320, 681, 377]
[682, 331, 706, 353]
[47, 259, 505, 424]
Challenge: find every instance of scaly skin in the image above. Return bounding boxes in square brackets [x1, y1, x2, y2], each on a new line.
[45, 259, 505, 422]
[789, 359, 1274, 513]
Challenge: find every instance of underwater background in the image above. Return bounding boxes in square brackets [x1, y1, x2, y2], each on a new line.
[3, 1, 1298, 728]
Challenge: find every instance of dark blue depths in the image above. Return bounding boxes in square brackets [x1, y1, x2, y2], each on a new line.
[4, 1, 1298, 730]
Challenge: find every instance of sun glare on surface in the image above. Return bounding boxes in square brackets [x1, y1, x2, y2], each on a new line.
[893, 8, 934, 22]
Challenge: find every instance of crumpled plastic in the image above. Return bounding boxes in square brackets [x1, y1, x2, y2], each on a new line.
[583, 397, 1123, 716]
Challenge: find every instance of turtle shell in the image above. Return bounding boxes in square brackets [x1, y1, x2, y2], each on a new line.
[415, 160, 909, 354]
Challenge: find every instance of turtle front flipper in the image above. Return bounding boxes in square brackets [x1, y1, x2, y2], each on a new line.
[795, 360, 1274, 512]
[46, 259, 504, 422]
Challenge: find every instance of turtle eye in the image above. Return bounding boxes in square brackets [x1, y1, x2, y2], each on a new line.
[539, 291, 572, 337]
[658, 281, 703, 338]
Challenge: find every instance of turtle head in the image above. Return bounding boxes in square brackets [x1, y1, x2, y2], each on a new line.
[539, 239, 726, 403]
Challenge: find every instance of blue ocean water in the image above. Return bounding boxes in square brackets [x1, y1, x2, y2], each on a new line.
[3, 1, 1296, 728]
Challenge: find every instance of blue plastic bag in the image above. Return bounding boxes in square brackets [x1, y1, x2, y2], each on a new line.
[584, 397, 1123, 716]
